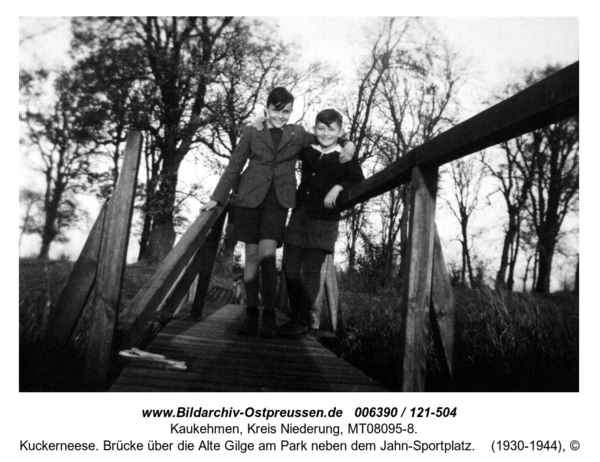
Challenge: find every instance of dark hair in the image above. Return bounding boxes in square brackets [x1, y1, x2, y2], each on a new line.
[315, 108, 343, 128]
[267, 87, 294, 110]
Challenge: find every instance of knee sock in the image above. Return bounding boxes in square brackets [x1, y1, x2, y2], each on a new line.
[260, 255, 278, 311]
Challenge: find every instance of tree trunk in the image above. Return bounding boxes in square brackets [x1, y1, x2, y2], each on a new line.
[506, 228, 520, 291]
[346, 209, 363, 273]
[137, 212, 153, 261]
[145, 221, 176, 263]
[347, 241, 356, 273]
[460, 251, 466, 286]
[532, 246, 539, 292]
[522, 254, 532, 292]
[506, 247, 517, 291]
[460, 219, 474, 287]
[37, 195, 61, 260]
[535, 234, 556, 294]
[495, 213, 518, 290]
[144, 155, 183, 263]
[38, 237, 52, 260]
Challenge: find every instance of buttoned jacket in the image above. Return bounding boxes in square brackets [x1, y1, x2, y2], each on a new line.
[210, 124, 313, 209]
[295, 145, 365, 221]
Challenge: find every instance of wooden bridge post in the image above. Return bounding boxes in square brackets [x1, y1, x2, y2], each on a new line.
[401, 165, 438, 392]
[324, 254, 341, 332]
[118, 199, 229, 350]
[191, 205, 228, 318]
[42, 203, 107, 363]
[137, 205, 229, 328]
[430, 226, 456, 385]
[82, 132, 142, 391]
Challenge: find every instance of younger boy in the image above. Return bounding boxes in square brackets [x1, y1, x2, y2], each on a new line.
[279, 109, 365, 338]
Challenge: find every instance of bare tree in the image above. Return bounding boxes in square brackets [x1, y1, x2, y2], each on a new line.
[504, 66, 579, 293]
[344, 17, 463, 287]
[20, 69, 95, 259]
[19, 188, 43, 252]
[442, 156, 487, 287]
[482, 138, 533, 290]
[71, 17, 237, 262]
[485, 65, 578, 294]
[337, 24, 395, 272]
[522, 116, 579, 293]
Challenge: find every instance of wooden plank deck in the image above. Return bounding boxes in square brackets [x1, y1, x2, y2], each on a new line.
[110, 304, 386, 392]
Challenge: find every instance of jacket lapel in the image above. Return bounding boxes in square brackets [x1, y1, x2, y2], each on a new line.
[256, 124, 275, 151]
[277, 125, 296, 152]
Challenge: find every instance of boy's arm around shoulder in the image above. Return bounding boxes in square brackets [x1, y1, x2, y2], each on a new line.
[296, 124, 355, 163]
[209, 125, 254, 205]
[297, 124, 315, 148]
[338, 139, 355, 163]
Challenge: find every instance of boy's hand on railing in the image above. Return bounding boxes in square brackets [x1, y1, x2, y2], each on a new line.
[324, 185, 344, 209]
[200, 200, 218, 212]
[250, 116, 267, 130]
[339, 141, 355, 163]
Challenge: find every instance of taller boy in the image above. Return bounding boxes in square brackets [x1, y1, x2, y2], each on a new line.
[202, 88, 355, 336]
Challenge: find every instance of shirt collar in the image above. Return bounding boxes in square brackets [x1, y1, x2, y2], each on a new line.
[311, 144, 342, 155]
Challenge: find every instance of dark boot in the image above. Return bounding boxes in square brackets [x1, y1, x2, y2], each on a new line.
[237, 306, 259, 336]
[261, 309, 277, 338]
[277, 318, 309, 339]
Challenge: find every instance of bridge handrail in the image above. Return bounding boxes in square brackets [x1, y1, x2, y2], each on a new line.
[118, 199, 230, 350]
[338, 61, 578, 209]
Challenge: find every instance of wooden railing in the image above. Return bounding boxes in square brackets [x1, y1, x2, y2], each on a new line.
[118, 199, 229, 349]
[42, 132, 142, 391]
[338, 60, 579, 392]
[45, 61, 579, 391]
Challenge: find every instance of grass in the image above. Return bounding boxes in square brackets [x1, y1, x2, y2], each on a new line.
[452, 288, 578, 392]
[19, 258, 74, 348]
[336, 276, 579, 392]
[19, 258, 158, 391]
[20, 259, 579, 392]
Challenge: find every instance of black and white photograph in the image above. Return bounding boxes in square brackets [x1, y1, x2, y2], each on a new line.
[10, 5, 596, 460]
[18, 15, 579, 393]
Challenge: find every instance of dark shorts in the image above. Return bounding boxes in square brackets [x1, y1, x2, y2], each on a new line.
[283, 206, 339, 253]
[231, 186, 289, 244]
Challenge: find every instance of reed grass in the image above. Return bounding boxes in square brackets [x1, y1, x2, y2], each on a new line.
[337, 277, 579, 392]
[20, 259, 578, 392]
[19, 258, 158, 391]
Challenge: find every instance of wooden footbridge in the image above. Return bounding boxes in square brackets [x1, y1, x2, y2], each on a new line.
[111, 302, 384, 392]
[40, 62, 578, 392]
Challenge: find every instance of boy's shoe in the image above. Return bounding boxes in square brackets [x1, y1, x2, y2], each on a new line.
[261, 309, 277, 338]
[278, 319, 309, 339]
[237, 306, 259, 336]
[308, 328, 336, 340]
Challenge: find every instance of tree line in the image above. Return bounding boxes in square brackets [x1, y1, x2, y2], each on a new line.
[19, 17, 578, 294]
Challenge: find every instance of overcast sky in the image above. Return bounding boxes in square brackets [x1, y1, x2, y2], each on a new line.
[20, 16, 579, 110]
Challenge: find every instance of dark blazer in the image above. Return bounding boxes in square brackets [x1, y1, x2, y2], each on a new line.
[295, 145, 365, 221]
[210, 124, 313, 209]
